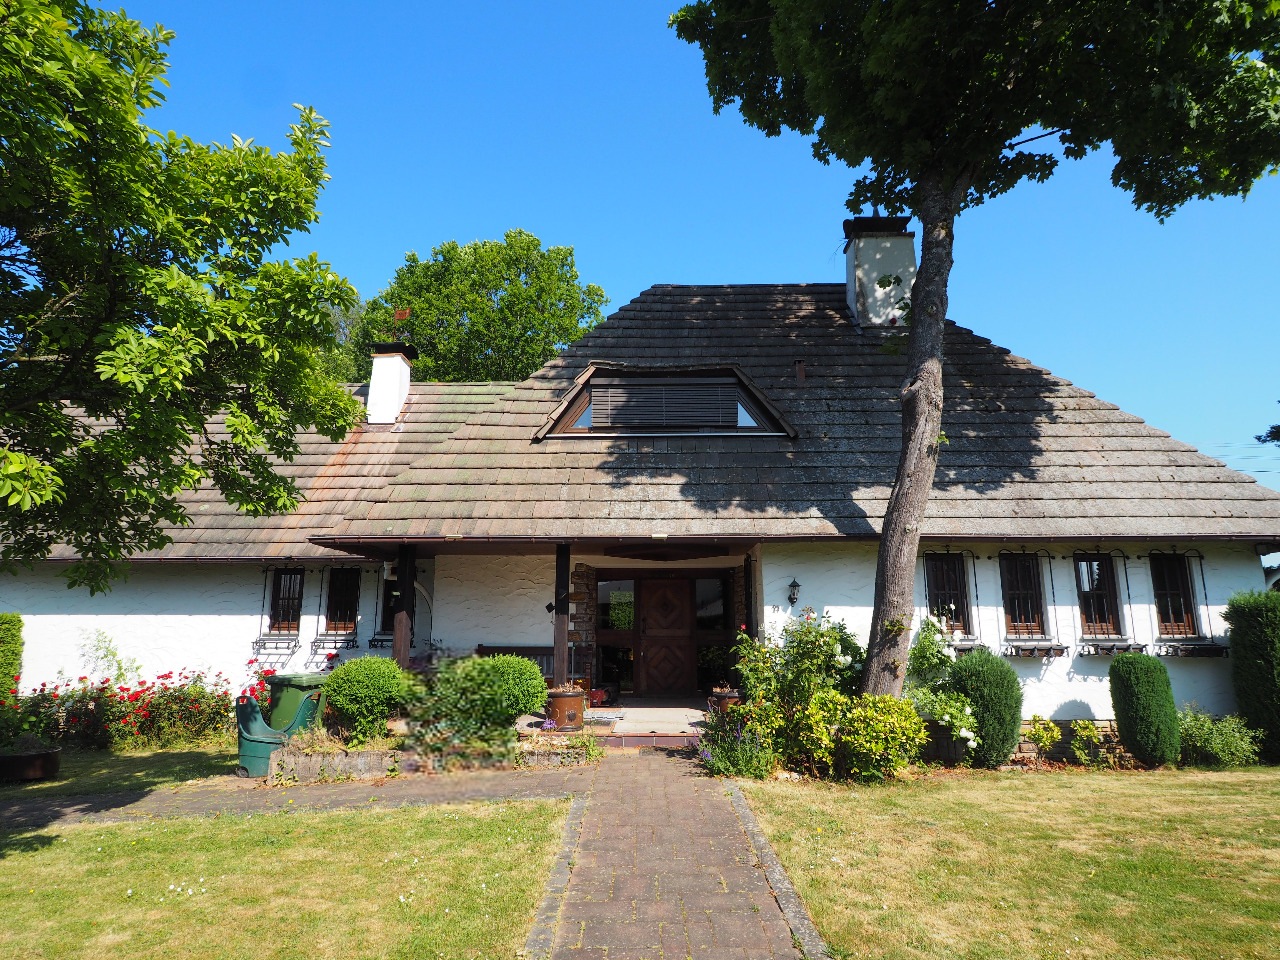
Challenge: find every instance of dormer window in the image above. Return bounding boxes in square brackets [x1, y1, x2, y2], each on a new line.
[540, 366, 793, 438]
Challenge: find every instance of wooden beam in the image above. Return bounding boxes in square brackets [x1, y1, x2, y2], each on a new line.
[552, 543, 570, 686]
[393, 543, 416, 668]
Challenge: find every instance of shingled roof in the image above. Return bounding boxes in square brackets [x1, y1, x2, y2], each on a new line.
[49, 382, 514, 562]
[314, 283, 1280, 549]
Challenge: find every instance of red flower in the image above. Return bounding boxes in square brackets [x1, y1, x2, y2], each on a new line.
[7, 688, 15, 695]
[77, 675, 88, 682]
[260, 669, 276, 677]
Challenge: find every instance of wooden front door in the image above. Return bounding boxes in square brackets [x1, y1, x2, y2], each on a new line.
[638, 579, 697, 695]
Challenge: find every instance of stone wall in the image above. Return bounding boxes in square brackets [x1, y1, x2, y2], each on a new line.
[732, 564, 747, 633]
[570, 563, 598, 688]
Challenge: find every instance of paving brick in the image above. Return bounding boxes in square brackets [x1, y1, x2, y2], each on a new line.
[550, 751, 801, 958]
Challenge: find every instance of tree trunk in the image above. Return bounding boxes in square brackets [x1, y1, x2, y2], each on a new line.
[859, 178, 962, 697]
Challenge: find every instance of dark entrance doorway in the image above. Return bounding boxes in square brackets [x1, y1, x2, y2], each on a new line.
[596, 572, 736, 697]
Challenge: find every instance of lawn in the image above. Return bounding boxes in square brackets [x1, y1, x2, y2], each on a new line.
[0, 744, 237, 798]
[0, 798, 568, 960]
[744, 767, 1280, 960]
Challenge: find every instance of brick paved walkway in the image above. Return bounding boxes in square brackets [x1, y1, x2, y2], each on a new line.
[549, 750, 801, 959]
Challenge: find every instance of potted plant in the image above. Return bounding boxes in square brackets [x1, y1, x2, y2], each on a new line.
[0, 702, 61, 782]
[545, 683, 586, 732]
[706, 685, 742, 714]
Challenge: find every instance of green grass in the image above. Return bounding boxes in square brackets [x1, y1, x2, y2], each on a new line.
[0, 799, 568, 960]
[743, 767, 1280, 960]
[0, 744, 237, 799]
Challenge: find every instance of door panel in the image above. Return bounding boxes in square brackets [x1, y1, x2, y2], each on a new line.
[638, 579, 696, 695]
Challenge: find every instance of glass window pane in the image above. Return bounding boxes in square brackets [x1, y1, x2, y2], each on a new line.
[599, 580, 636, 631]
[695, 578, 728, 630]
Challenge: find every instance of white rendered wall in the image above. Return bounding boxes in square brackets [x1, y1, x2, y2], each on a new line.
[431, 554, 556, 656]
[760, 540, 1263, 719]
[0, 561, 432, 690]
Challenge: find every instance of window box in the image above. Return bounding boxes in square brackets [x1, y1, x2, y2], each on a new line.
[1002, 641, 1068, 658]
[1081, 640, 1147, 656]
[946, 640, 984, 656]
[1156, 640, 1228, 658]
[254, 634, 299, 653]
[311, 633, 358, 653]
[369, 634, 416, 650]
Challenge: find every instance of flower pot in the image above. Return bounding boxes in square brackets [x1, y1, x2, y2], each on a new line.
[545, 690, 585, 732]
[706, 690, 742, 714]
[0, 746, 62, 782]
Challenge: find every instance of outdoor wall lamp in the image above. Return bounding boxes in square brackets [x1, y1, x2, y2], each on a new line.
[788, 578, 801, 606]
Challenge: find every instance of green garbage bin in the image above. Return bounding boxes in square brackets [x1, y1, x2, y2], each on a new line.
[265, 672, 327, 730]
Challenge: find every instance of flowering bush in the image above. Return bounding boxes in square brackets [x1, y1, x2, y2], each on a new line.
[905, 686, 979, 753]
[699, 709, 776, 779]
[19, 668, 233, 749]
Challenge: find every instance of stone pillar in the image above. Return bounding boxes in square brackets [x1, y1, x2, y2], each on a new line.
[570, 563, 598, 689]
[553, 544, 570, 686]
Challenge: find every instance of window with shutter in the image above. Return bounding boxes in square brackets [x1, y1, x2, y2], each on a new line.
[548, 369, 787, 436]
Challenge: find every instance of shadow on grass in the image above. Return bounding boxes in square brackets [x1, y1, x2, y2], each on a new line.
[0, 746, 237, 849]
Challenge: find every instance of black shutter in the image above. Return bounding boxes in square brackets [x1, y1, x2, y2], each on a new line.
[592, 380, 737, 428]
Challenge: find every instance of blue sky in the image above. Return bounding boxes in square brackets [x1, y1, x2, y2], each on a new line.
[125, 1, 1280, 486]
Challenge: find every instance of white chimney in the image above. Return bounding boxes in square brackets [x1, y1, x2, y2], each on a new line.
[844, 217, 917, 327]
[367, 342, 417, 424]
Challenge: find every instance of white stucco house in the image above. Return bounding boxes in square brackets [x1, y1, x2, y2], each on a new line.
[5, 217, 1280, 720]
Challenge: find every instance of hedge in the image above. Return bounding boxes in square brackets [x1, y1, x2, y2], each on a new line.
[1109, 652, 1179, 767]
[1223, 591, 1280, 761]
[0, 612, 22, 700]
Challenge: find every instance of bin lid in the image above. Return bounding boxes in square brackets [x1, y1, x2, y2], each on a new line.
[265, 672, 328, 688]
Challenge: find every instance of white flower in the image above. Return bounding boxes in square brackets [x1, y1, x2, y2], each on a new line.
[967, 739, 977, 749]
[964, 705, 972, 715]
[958, 728, 973, 740]
[126, 889, 132, 896]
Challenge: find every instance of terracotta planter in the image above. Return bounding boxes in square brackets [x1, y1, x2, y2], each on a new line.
[706, 690, 742, 714]
[545, 690, 585, 731]
[0, 746, 62, 782]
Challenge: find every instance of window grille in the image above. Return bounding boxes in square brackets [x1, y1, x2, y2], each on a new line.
[999, 555, 1045, 637]
[1074, 554, 1121, 637]
[1150, 554, 1198, 637]
[925, 553, 970, 635]
[325, 568, 361, 633]
[269, 568, 305, 634]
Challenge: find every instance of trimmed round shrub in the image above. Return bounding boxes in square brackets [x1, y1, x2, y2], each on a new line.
[322, 656, 410, 745]
[1109, 652, 1179, 767]
[484, 654, 549, 718]
[413, 656, 530, 748]
[1223, 591, 1280, 761]
[946, 648, 1023, 769]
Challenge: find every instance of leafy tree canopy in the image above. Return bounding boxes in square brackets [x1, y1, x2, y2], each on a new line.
[1, 1, 358, 591]
[346, 229, 607, 383]
[673, 1, 1280, 696]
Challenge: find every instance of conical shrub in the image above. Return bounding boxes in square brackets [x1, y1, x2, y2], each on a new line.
[946, 648, 1022, 769]
[1108, 652, 1179, 767]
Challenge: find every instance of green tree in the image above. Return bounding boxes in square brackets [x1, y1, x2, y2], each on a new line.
[673, 1, 1280, 695]
[1, 1, 358, 592]
[348, 229, 606, 382]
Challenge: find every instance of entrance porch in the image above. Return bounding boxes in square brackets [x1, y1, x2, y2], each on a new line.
[520, 696, 709, 748]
